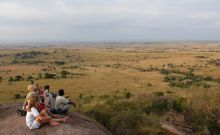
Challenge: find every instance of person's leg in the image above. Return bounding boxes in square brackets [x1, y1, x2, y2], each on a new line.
[40, 109, 51, 118]
[35, 116, 60, 126]
[51, 116, 69, 123]
[62, 104, 71, 113]
[45, 107, 57, 117]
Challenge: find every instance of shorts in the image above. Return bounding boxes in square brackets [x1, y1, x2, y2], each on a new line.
[29, 120, 40, 130]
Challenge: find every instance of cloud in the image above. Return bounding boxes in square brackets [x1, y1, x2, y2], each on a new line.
[0, 0, 219, 42]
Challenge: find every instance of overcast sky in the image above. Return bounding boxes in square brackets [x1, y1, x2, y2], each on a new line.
[0, 0, 220, 42]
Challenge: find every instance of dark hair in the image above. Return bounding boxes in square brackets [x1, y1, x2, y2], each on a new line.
[58, 89, 64, 96]
[44, 85, 50, 90]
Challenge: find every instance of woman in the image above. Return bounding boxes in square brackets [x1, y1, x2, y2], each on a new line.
[26, 92, 69, 129]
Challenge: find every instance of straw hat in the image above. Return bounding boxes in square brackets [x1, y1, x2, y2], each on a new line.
[27, 84, 39, 92]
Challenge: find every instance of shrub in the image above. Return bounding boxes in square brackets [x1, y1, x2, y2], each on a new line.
[143, 98, 169, 113]
[202, 83, 211, 88]
[81, 95, 94, 104]
[54, 61, 65, 65]
[153, 92, 164, 96]
[124, 91, 132, 99]
[147, 83, 152, 86]
[14, 75, 23, 81]
[14, 93, 21, 99]
[85, 101, 142, 135]
[172, 97, 187, 112]
[85, 106, 111, 128]
[26, 75, 34, 81]
[99, 94, 110, 100]
[43, 72, 56, 79]
[8, 77, 13, 82]
[60, 70, 72, 78]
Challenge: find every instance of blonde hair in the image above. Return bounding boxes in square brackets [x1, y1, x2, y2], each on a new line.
[27, 92, 39, 108]
[28, 84, 39, 92]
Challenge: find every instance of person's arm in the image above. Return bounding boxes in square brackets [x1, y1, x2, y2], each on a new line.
[68, 99, 76, 107]
[31, 107, 41, 120]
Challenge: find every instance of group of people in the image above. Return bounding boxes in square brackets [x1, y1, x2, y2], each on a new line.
[23, 84, 75, 130]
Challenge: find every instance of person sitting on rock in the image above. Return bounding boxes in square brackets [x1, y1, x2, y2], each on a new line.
[24, 84, 62, 119]
[43, 85, 55, 109]
[54, 89, 75, 114]
[26, 92, 69, 130]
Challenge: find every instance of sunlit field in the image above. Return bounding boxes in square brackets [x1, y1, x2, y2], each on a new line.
[1, 42, 220, 135]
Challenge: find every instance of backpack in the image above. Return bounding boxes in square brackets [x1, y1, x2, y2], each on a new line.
[16, 109, 27, 117]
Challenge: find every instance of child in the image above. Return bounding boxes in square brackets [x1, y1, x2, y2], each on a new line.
[26, 92, 69, 130]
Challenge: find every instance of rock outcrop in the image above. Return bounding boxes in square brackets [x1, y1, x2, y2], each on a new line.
[0, 104, 112, 135]
[160, 111, 193, 135]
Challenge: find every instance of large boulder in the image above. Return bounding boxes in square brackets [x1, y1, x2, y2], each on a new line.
[0, 104, 112, 135]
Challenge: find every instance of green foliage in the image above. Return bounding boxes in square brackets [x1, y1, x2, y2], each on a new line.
[124, 91, 132, 99]
[143, 98, 169, 114]
[14, 51, 49, 59]
[43, 72, 56, 79]
[14, 75, 23, 81]
[54, 61, 65, 65]
[14, 93, 21, 99]
[172, 97, 187, 112]
[153, 92, 164, 96]
[8, 75, 23, 82]
[207, 59, 220, 66]
[26, 75, 34, 81]
[38, 73, 43, 79]
[60, 70, 72, 78]
[85, 101, 142, 135]
[81, 95, 94, 104]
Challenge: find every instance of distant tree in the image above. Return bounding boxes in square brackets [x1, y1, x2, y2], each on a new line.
[44, 72, 56, 79]
[38, 73, 43, 79]
[60, 70, 71, 78]
[14, 75, 23, 81]
[26, 75, 34, 81]
[54, 61, 65, 65]
[8, 77, 13, 82]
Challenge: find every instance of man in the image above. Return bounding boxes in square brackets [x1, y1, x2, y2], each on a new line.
[43, 85, 55, 109]
[55, 89, 75, 114]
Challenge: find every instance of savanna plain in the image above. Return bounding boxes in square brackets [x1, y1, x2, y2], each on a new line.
[1, 42, 220, 135]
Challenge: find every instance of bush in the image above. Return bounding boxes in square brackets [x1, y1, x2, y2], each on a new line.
[60, 70, 72, 78]
[14, 75, 23, 81]
[14, 93, 21, 99]
[54, 61, 65, 65]
[85, 101, 142, 135]
[26, 75, 34, 81]
[38, 73, 43, 79]
[124, 91, 132, 99]
[43, 72, 56, 79]
[153, 92, 164, 96]
[172, 97, 187, 112]
[143, 98, 169, 113]
[85, 106, 111, 128]
[147, 83, 152, 86]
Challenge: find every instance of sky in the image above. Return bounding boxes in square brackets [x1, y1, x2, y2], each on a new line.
[0, 0, 220, 42]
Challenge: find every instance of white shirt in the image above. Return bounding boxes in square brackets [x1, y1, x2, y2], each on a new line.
[55, 96, 69, 110]
[26, 107, 40, 127]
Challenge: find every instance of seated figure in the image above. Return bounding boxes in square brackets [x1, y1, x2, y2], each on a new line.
[26, 92, 69, 130]
[54, 89, 75, 114]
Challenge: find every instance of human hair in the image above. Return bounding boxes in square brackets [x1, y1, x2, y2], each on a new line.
[44, 85, 50, 90]
[28, 84, 39, 92]
[58, 89, 64, 96]
[27, 92, 39, 108]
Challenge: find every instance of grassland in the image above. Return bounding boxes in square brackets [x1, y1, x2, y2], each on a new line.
[1, 42, 220, 135]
